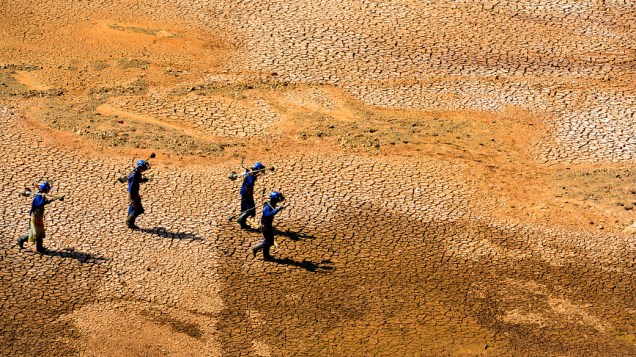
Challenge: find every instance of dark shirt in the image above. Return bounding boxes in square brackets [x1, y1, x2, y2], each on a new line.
[240, 174, 256, 197]
[30, 194, 51, 215]
[261, 201, 282, 230]
[128, 170, 144, 198]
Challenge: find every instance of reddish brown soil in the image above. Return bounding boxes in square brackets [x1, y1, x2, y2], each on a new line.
[1, 0, 635, 356]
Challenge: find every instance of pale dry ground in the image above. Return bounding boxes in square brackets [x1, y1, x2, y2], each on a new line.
[1, 0, 635, 356]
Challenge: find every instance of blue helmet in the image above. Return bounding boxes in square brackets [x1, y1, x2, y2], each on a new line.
[137, 160, 150, 171]
[39, 181, 51, 192]
[253, 162, 265, 170]
[269, 191, 285, 201]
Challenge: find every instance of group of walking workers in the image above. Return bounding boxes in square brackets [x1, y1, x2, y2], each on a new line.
[16, 158, 286, 261]
[237, 161, 286, 260]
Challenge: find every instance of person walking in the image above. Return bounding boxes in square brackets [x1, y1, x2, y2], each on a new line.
[127, 160, 151, 229]
[238, 162, 266, 229]
[17, 181, 63, 253]
[252, 191, 286, 260]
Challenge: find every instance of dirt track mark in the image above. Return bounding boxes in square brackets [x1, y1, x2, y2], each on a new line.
[96, 103, 215, 141]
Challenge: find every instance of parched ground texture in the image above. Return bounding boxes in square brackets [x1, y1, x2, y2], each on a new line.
[1, 0, 635, 356]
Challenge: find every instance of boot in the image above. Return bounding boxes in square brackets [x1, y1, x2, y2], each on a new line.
[263, 245, 273, 261]
[36, 237, 47, 254]
[252, 243, 264, 258]
[126, 214, 139, 230]
[238, 213, 251, 230]
[17, 234, 28, 249]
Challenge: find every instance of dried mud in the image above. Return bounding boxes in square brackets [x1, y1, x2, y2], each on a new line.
[1, 0, 635, 356]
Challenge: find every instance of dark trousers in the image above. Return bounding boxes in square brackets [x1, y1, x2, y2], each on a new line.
[238, 195, 256, 227]
[18, 233, 45, 252]
[127, 197, 144, 227]
[253, 229, 275, 259]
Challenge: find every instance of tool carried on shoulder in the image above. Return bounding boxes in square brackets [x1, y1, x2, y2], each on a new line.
[115, 152, 156, 184]
[18, 188, 64, 201]
[227, 206, 256, 222]
[228, 166, 275, 181]
[17, 179, 64, 201]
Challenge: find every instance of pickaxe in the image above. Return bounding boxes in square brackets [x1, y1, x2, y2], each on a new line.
[115, 152, 156, 184]
[227, 206, 257, 222]
[17, 188, 64, 201]
[228, 166, 275, 181]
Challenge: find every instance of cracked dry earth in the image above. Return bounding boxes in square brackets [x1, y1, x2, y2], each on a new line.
[1, 0, 636, 356]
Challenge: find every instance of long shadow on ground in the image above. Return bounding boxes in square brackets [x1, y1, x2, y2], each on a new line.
[274, 228, 315, 241]
[267, 256, 335, 273]
[238, 227, 315, 242]
[41, 247, 109, 264]
[140, 227, 202, 240]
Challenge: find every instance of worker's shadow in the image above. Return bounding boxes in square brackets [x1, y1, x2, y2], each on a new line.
[268, 257, 334, 273]
[273, 229, 315, 241]
[140, 227, 203, 241]
[42, 248, 109, 264]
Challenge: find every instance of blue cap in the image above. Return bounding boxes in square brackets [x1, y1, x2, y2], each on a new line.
[269, 191, 285, 201]
[39, 181, 51, 192]
[137, 160, 150, 170]
[253, 162, 265, 170]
